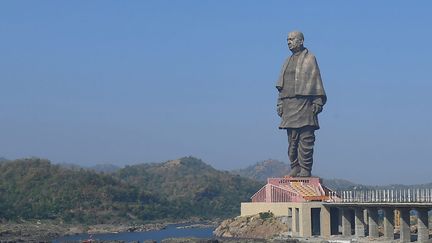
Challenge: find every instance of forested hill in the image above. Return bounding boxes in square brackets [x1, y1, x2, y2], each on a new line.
[117, 157, 262, 218]
[0, 157, 262, 223]
[0, 158, 169, 223]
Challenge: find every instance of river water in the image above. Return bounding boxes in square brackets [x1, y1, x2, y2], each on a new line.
[53, 224, 215, 242]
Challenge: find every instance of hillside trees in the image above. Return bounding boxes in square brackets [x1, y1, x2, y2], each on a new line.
[0, 157, 262, 223]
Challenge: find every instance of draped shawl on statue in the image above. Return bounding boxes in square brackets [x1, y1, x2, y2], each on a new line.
[276, 48, 326, 103]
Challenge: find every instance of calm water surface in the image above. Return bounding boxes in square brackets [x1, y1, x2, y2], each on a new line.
[54, 224, 215, 242]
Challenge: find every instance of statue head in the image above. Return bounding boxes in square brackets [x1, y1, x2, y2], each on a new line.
[287, 31, 304, 53]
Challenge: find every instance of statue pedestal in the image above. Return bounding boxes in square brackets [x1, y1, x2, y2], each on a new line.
[251, 176, 334, 203]
[240, 176, 339, 238]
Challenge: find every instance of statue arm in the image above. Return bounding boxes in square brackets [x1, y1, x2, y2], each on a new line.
[277, 96, 283, 117]
[312, 96, 324, 106]
[312, 96, 324, 114]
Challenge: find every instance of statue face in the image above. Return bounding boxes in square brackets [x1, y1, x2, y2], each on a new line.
[287, 33, 304, 52]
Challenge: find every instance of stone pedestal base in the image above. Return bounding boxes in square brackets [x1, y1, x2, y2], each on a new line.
[241, 202, 331, 238]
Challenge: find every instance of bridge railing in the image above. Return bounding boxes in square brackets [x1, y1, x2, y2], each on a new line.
[337, 188, 432, 203]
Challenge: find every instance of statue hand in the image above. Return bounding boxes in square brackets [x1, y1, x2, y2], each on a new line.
[277, 105, 283, 117]
[312, 103, 323, 115]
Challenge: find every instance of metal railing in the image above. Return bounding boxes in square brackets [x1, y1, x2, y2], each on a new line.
[337, 188, 432, 203]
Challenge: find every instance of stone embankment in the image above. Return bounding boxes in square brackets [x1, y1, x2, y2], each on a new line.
[85, 223, 166, 234]
[161, 238, 300, 243]
[59, 241, 138, 243]
[0, 221, 166, 242]
[176, 223, 215, 229]
[0, 222, 67, 243]
[213, 213, 289, 239]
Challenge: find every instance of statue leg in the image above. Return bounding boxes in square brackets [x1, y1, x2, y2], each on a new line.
[287, 129, 300, 177]
[298, 126, 315, 177]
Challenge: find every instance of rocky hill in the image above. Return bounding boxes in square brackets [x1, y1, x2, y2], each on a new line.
[320, 178, 359, 190]
[231, 159, 432, 191]
[231, 159, 360, 190]
[231, 159, 290, 182]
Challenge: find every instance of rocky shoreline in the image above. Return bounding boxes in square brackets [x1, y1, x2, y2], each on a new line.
[214, 213, 289, 239]
[85, 223, 167, 234]
[0, 222, 66, 243]
[0, 220, 220, 243]
[0, 218, 388, 243]
[0, 215, 334, 243]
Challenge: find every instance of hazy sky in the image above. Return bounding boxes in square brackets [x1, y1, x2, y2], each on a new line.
[1, 1, 432, 185]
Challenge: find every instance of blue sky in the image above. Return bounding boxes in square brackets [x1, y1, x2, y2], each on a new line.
[1, 1, 431, 185]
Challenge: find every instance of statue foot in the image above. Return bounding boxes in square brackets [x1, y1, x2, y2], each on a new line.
[287, 166, 300, 177]
[298, 168, 311, 177]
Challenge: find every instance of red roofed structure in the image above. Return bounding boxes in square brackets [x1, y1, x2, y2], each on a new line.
[251, 176, 338, 203]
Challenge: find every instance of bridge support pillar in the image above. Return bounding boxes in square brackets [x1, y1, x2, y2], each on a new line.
[354, 208, 365, 237]
[399, 208, 410, 242]
[320, 206, 331, 237]
[383, 208, 394, 240]
[417, 208, 429, 243]
[367, 208, 379, 238]
[341, 208, 352, 236]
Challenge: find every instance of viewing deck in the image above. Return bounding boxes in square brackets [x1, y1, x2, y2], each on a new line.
[246, 177, 432, 241]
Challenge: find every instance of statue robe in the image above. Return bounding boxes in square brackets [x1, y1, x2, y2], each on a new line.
[276, 48, 327, 129]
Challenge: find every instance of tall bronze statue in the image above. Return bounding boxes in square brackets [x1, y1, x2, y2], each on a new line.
[276, 31, 326, 177]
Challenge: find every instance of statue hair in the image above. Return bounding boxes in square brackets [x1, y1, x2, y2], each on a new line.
[289, 31, 304, 41]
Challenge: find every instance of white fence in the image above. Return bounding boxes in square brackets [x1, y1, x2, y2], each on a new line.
[337, 188, 432, 203]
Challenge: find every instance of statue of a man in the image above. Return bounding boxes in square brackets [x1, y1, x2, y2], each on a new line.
[276, 31, 326, 177]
